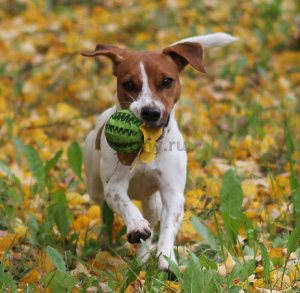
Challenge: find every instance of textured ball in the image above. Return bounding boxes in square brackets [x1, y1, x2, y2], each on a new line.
[105, 110, 143, 154]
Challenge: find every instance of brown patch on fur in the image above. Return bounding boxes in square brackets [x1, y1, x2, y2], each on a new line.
[82, 44, 206, 127]
[117, 152, 139, 166]
[115, 50, 182, 126]
[95, 124, 105, 150]
[175, 212, 182, 224]
[156, 169, 163, 177]
[163, 42, 206, 73]
[81, 44, 128, 76]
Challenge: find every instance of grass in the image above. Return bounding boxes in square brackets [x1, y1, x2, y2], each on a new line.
[0, 0, 299, 292]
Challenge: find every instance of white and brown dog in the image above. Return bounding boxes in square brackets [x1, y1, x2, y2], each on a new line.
[82, 33, 236, 271]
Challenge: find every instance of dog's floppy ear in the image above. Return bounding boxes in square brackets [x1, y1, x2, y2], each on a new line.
[163, 42, 206, 73]
[81, 44, 127, 76]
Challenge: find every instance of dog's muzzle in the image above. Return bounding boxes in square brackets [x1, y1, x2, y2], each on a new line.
[141, 107, 161, 123]
[157, 115, 170, 141]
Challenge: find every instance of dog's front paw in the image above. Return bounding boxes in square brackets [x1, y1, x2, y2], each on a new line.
[157, 256, 178, 280]
[127, 224, 151, 244]
[157, 254, 170, 271]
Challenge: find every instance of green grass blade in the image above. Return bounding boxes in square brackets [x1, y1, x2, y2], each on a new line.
[52, 204, 70, 241]
[283, 118, 296, 188]
[12, 138, 24, 161]
[102, 200, 114, 245]
[240, 259, 256, 282]
[234, 57, 248, 73]
[220, 169, 243, 247]
[0, 162, 14, 176]
[203, 269, 221, 293]
[190, 216, 218, 250]
[293, 186, 300, 214]
[25, 145, 45, 191]
[259, 242, 271, 282]
[200, 254, 218, 270]
[286, 216, 300, 260]
[283, 116, 299, 214]
[220, 169, 243, 219]
[240, 212, 257, 248]
[119, 259, 142, 293]
[46, 246, 67, 272]
[165, 257, 184, 288]
[41, 271, 77, 291]
[183, 253, 203, 293]
[44, 150, 63, 176]
[0, 271, 17, 292]
[67, 141, 83, 181]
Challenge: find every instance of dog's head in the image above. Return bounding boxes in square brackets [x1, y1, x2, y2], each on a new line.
[81, 42, 206, 128]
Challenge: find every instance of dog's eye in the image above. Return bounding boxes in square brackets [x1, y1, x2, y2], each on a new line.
[123, 81, 136, 91]
[162, 78, 174, 89]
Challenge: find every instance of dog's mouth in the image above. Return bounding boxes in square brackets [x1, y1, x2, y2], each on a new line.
[140, 110, 170, 128]
[157, 115, 170, 141]
[142, 118, 168, 128]
[128, 107, 170, 140]
[138, 115, 169, 140]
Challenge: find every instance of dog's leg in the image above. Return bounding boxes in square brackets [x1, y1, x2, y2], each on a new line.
[100, 164, 152, 244]
[157, 189, 185, 271]
[104, 184, 152, 243]
[84, 130, 104, 206]
[155, 140, 187, 271]
[136, 192, 162, 262]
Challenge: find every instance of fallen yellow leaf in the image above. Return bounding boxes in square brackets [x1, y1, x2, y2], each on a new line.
[67, 192, 84, 206]
[37, 250, 55, 274]
[289, 263, 300, 282]
[271, 269, 292, 290]
[19, 269, 39, 287]
[242, 180, 257, 198]
[180, 210, 202, 241]
[164, 281, 181, 292]
[52, 102, 80, 122]
[15, 224, 28, 237]
[72, 215, 91, 230]
[185, 189, 212, 210]
[269, 247, 285, 260]
[0, 96, 7, 111]
[87, 205, 101, 220]
[0, 233, 16, 251]
[218, 252, 236, 276]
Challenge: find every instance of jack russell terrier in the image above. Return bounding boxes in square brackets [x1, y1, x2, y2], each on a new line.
[82, 33, 237, 271]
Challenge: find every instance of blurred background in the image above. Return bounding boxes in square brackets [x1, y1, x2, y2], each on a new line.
[1, 0, 299, 170]
[0, 0, 299, 290]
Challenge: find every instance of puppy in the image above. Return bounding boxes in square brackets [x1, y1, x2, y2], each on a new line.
[82, 33, 236, 271]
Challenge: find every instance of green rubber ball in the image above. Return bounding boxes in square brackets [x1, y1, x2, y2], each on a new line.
[105, 110, 144, 154]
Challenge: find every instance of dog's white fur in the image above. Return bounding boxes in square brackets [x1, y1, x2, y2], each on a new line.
[84, 33, 236, 271]
[171, 32, 238, 48]
[130, 62, 166, 121]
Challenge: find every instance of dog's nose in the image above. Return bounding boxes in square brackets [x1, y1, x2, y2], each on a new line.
[141, 107, 161, 122]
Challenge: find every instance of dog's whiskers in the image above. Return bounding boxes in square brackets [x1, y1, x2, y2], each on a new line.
[126, 92, 135, 102]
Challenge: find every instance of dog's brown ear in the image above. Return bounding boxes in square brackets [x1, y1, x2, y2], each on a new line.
[81, 44, 127, 76]
[163, 42, 206, 73]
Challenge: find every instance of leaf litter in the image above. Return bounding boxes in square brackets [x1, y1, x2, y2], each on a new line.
[0, 0, 299, 292]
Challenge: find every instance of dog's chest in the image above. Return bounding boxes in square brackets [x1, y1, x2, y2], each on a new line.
[127, 168, 159, 200]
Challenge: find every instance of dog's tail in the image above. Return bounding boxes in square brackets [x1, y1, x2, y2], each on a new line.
[171, 33, 238, 48]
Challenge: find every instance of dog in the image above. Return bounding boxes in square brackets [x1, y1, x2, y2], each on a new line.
[81, 33, 236, 271]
